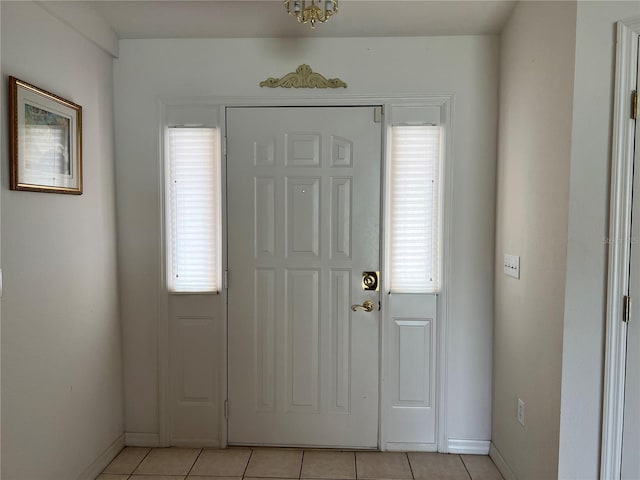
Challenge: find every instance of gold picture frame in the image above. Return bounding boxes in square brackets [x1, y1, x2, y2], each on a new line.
[9, 76, 82, 194]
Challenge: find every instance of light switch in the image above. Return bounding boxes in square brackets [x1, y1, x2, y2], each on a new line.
[504, 254, 520, 279]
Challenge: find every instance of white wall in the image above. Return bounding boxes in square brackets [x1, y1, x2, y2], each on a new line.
[113, 36, 498, 445]
[492, 2, 576, 479]
[559, 2, 640, 479]
[1, 2, 124, 478]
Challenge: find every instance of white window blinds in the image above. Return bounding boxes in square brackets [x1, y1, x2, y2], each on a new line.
[167, 127, 221, 293]
[389, 125, 442, 293]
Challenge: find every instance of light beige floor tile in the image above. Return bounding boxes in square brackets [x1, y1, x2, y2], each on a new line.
[355, 452, 412, 480]
[96, 475, 129, 480]
[461, 455, 503, 480]
[190, 448, 251, 476]
[103, 447, 151, 474]
[134, 447, 201, 475]
[302, 451, 356, 479]
[408, 453, 470, 480]
[245, 449, 303, 478]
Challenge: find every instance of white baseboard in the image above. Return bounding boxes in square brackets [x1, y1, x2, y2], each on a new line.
[76, 433, 124, 480]
[384, 442, 437, 452]
[447, 438, 490, 455]
[489, 442, 517, 480]
[125, 432, 161, 447]
[171, 438, 221, 448]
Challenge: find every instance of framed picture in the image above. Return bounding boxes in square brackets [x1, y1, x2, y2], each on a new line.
[9, 76, 82, 194]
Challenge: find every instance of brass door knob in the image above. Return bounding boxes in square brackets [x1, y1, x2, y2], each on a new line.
[351, 300, 375, 312]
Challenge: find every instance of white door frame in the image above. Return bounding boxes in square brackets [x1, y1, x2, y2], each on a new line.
[157, 95, 453, 451]
[602, 16, 640, 479]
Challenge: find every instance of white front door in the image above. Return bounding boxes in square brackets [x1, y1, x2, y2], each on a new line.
[227, 106, 382, 448]
[622, 41, 640, 477]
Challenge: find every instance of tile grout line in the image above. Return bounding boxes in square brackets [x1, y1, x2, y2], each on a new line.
[405, 452, 415, 480]
[354, 451, 358, 480]
[135, 447, 153, 475]
[299, 450, 305, 480]
[241, 448, 254, 479]
[459, 454, 473, 480]
[184, 448, 204, 478]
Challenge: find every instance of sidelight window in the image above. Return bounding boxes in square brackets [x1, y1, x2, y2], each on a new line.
[166, 127, 221, 293]
[388, 125, 442, 293]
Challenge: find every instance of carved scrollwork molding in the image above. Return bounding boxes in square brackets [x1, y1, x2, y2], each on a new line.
[260, 64, 347, 89]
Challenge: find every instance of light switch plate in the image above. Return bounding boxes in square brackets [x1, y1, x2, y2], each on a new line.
[517, 398, 525, 426]
[504, 254, 520, 279]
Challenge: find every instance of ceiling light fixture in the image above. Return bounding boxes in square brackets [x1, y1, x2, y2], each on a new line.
[284, 0, 338, 28]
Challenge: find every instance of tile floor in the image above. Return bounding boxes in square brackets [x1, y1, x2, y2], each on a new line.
[98, 447, 503, 480]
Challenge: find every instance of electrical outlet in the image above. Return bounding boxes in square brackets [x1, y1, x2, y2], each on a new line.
[504, 254, 520, 279]
[517, 398, 525, 426]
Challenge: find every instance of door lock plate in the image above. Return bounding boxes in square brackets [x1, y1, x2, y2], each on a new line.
[362, 271, 380, 291]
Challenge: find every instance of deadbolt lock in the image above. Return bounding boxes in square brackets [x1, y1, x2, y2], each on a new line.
[362, 271, 380, 291]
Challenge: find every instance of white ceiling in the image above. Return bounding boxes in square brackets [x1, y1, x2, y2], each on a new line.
[84, 0, 517, 39]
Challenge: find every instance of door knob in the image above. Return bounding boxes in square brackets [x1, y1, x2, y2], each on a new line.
[351, 300, 375, 312]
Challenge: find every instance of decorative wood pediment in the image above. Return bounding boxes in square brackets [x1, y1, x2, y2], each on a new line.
[260, 64, 347, 89]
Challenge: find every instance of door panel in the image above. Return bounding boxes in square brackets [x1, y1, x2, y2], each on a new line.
[169, 294, 220, 445]
[384, 294, 437, 446]
[227, 107, 381, 447]
[622, 43, 640, 476]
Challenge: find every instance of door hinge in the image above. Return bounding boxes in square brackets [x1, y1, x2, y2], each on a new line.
[374, 106, 383, 123]
[223, 136, 228, 155]
[623, 295, 631, 323]
[224, 399, 229, 419]
[632, 91, 638, 120]
[224, 270, 229, 289]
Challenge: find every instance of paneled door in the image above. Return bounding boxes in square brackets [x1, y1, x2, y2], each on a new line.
[227, 106, 382, 447]
[622, 39, 640, 478]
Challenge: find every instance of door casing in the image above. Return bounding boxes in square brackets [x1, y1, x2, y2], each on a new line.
[157, 95, 453, 452]
[601, 16, 640, 480]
